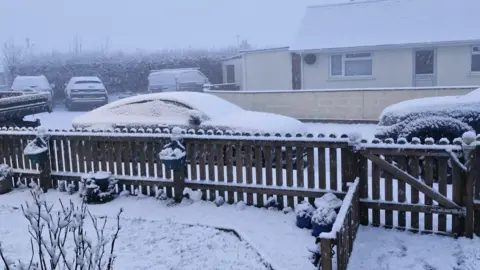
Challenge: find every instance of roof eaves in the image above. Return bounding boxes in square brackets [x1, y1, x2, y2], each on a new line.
[289, 39, 480, 53]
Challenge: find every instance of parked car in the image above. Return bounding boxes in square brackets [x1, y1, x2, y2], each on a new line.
[375, 88, 480, 142]
[147, 68, 210, 93]
[10, 75, 54, 98]
[64, 76, 108, 111]
[72, 92, 309, 168]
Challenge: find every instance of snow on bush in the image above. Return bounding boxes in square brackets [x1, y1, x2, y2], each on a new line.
[214, 196, 225, 207]
[0, 164, 13, 181]
[311, 207, 337, 226]
[80, 172, 118, 204]
[0, 190, 123, 270]
[295, 200, 315, 218]
[183, 188, 202, 202]
[462, 131, 477, 145]
[314, 193, 342, 210]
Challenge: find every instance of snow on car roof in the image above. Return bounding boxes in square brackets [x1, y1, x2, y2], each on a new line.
[291, 0, 480, 51]
[379, 88, 480, 119]
[11, 76, 50, 90]
[70, 76, 102, 82]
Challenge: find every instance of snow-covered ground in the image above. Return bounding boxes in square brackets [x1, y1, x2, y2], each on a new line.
[0, 190, 479, 270]
[26, 107, 377, 139]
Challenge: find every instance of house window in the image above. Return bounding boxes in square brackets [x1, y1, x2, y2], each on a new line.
[471, 46, 480, 72]
[226, 65, 235, 83]
[330, 53, 373, 77]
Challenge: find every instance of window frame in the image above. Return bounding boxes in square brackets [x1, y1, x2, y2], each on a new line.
[471, 46, 480, 73]
[329, 52, 373, 77]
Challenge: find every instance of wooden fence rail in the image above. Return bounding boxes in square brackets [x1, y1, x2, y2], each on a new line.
[1, 128, 479, 269]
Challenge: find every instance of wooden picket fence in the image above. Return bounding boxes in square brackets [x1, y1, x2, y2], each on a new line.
[1, 127, 480, 270]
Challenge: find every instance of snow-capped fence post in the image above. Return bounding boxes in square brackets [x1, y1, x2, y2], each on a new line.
[23, 128, 52, 192]
[159, 127, 186, 203]
[460, 132, 480, 238]
[475, 137, 480, 236]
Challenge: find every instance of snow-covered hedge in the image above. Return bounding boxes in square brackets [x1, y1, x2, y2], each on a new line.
[0, 164, 13, 182]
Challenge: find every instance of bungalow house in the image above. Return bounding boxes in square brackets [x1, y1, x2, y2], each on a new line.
[222, 0, 480, 90]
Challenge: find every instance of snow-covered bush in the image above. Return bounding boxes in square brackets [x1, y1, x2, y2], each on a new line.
[314, 193, 342, 213]
[183, 188, 202, 202]
[0, 164, 13, 182]
[311, 207, 337, 226]
[80, 172, 117, 204]
[0, 164, 13, 194]
[265, 196, 279, 210]
[295, 200, 315, 218]
[0, 190, 123, 270]
[214, 196, 225, 207]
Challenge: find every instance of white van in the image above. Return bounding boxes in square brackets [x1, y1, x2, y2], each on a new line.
[147, 68, 210, 93]
[64, 76, 108, 110]
[11, 75, 54, 97]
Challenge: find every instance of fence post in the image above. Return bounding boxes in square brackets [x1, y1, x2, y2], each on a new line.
[475, 145, 480, 236]
[320, 238, 333, 270]
[172, 165, 186, 203]
[39, 139, 53, 193]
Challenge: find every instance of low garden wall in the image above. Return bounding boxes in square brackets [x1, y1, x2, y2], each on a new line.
[206, 86, 477, 121]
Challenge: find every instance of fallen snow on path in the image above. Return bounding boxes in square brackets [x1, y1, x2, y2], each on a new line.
[0, 189, 316, 270]
[349, 226, 480, 270]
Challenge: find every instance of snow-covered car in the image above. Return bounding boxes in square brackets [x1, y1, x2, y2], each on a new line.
[10, 75, 54, 98]
[375, 88, 480, 141]
[64, 76, 108, 110]
[72, 92, 309, 168]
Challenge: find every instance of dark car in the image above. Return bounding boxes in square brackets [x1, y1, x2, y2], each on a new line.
[375, 88, 480, 142]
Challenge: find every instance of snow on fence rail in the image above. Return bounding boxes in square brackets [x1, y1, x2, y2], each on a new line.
[0, 127, 479, 240]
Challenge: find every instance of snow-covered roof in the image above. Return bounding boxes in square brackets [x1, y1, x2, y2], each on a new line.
[290, 0, 480, 52]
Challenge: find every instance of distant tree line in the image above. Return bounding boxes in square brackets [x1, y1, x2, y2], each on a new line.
[3, 39, 243, 100]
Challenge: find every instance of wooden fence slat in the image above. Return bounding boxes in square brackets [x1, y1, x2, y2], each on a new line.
[285, 147, 294, 208]
[206, 144, 215, 200]
[275, 146, 283, 209]
[71, 140, 79, 173]
[189, 143, 197, 180]
[235, 143, 244, 202]
[372, 161, 381, 225]
[255, 145, 264, 207]
[198, 144, 206, 181]
[317, 147, 326, 189]
[296, 146, 305, 203]
[385, 156, 394, 227]
[225, 144, 234, 203]
[264, 145, 273, 206]
[411, 157, 420, 230]
[452, 162, 464, 235]
[359, 154, 369, 225]
[245, 146, 254, 205]
[92, 140, 100, 172]
[84, 140, 93, 173]
[137, 141, 145, 177]
[424, 157, 434, 231]
[397, 156, 407, 228]
[307, 147, 315, 205]
[329, 148, 337, 191]
[216, 144, 225, 201]
[78, 140, 86, 173]
[437, 158, 448, 232]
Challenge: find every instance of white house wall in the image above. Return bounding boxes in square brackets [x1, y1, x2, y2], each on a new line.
[302, 49, 413, 89]
[243, 50, 292, 90]
[221, 58, 243, 89]
[436, 45, 480, 86]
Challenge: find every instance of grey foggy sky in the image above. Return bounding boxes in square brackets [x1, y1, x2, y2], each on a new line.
[0, 0, 344, 53]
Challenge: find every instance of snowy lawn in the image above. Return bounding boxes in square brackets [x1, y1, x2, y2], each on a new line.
[0, 189, 316, 270]
[349, 226, 480, 270]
